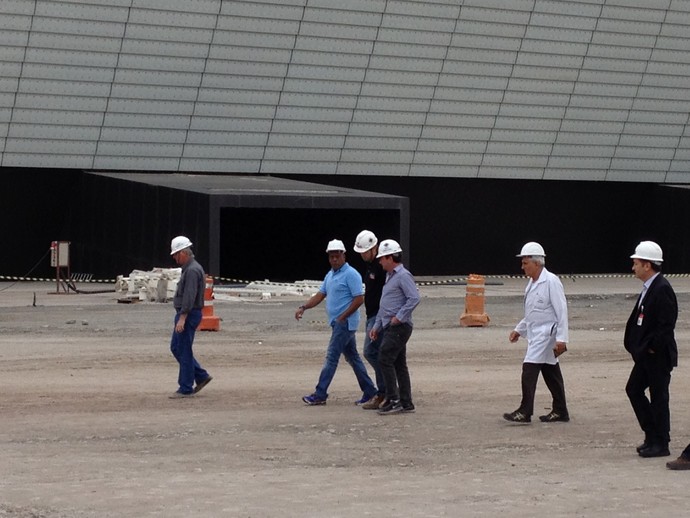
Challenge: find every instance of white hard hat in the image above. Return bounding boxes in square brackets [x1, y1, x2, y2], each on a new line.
[326, 239, 346, 252]
[630, 241, 663, 263]
[376, 239, 403, 258]
[170, 235, 192, 255]
[353, 230, 378, 253]
[517, 241, 546, 257]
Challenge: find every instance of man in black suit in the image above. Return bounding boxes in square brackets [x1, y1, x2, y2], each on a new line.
[624, 241, 678, 458]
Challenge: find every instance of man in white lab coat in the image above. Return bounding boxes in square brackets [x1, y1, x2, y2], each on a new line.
[503, 242, 570, 424]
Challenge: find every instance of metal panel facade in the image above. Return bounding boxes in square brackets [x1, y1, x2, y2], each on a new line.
[1, 0, 690, 183]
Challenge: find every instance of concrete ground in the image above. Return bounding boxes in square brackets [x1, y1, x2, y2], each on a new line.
[2, 274, 690, 517]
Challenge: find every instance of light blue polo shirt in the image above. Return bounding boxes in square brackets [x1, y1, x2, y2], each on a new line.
[319, 262, 363, 331]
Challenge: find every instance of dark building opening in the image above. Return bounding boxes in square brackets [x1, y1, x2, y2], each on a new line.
[220, 207, 400, 282]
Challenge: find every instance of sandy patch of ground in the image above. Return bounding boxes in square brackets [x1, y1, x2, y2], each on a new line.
[2, 277, 690, 517]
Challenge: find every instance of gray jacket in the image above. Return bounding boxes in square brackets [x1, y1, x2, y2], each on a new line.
[173, 258, 205, 313]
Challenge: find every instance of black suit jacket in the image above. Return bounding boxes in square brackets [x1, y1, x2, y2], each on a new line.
[624, 274, 678, 370]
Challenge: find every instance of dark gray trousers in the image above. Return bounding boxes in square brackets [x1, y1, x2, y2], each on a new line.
[378, 323, 413, 405]
[519, 362, 568, 417]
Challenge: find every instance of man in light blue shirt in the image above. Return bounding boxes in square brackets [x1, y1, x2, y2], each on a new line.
[295, 239, 377, 406]
[370, 239, 421, 414]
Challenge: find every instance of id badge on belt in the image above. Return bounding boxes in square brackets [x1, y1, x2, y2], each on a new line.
[637, 305, 644, 326]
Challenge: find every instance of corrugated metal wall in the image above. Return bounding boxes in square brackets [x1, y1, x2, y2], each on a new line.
[2, 0, 690, 182]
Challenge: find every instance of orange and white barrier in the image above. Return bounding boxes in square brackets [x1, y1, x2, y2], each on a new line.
[198, 276, 221, 331]
[460, 274, 490, 327]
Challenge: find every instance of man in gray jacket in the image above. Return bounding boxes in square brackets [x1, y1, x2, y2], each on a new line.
[169, 235, 213, 398]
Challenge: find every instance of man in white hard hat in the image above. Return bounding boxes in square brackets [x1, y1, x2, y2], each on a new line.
[623, 241, 678, 460]
[369, 239, 420, 415]
[353, 230, 387, 410]
[504, 242, 570, 424]
[168, 236, 213, 398]
[295, 239, 377, 406]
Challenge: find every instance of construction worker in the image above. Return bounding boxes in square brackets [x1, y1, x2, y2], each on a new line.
[296, 239, 377, 406]
[369, 239, 421, 415]
[168, 236, 213, 398]
[353, 230, 387, 409]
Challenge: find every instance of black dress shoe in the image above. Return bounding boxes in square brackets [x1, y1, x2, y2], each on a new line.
[636, 441, 650, 453]
[638, 444, 670, 458]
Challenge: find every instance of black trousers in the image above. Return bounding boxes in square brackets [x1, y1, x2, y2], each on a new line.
[625, 356, 671, 446]
[519, 362, 568, 417]
[379, 323, 413, 405]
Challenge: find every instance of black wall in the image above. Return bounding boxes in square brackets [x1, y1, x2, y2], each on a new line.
[279, 174, 690, 276]
[63, 173, 211, 278]
[1, 168, 81, 278]
[3, 168, 690, 280]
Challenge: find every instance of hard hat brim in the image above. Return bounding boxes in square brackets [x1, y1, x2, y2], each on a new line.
[630, 254, 663, 262]
[376, 249, 402, 258]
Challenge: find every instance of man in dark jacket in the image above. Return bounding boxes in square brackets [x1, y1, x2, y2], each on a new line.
[353, 230, 387, 409]
[169, 235, 213, 398]
[624, 241, 677, 458]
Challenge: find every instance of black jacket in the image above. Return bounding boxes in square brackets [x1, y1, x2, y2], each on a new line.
[363, 259, 386, 319]
[624, 274, 678, 369]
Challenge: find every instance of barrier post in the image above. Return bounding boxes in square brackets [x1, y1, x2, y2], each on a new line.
[460, 274, 490, 327]
[198, 276, 221, 331]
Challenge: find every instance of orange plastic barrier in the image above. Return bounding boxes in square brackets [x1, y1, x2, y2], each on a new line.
[198, 276, 221, 331]
[459, 274, 490, 327]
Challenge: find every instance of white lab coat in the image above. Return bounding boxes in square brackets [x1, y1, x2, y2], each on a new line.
[514, 267, 569, 365]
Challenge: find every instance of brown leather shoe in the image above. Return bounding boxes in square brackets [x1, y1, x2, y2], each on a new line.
[362, 395, 385, 410]
[194, 375, 213, 394]
[667, 456, 690, 470]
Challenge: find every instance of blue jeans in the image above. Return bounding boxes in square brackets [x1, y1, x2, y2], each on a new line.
[170, 309, 209, 394]
[363, 316, 385, 396]
[314, 320, 377, 400]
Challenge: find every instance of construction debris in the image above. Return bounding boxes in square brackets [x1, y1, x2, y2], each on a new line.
[115, 268, 181, 303]
[214, 280, 321, 300]
[115, 270, 321, 303]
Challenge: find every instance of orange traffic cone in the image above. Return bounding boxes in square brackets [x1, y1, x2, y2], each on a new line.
[198, 276, 221, 331]
[460, 274, 490, 327]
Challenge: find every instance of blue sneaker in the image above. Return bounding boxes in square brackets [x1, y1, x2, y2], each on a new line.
[354, 394, 374, 406]
[302, 394, 327, 406]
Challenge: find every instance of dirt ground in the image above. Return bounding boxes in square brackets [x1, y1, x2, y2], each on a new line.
[3, 275, 690, 517]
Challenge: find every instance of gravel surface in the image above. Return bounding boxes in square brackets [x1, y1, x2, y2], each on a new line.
[2, 277, 690, 517]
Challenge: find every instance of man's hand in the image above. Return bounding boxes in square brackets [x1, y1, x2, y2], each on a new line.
[554, 342, 567, 357]
[175, 315, 186, 333]
[369, 328, 379, 341]
[509, 330, 520, 343]
[295, 306, 305, 321]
